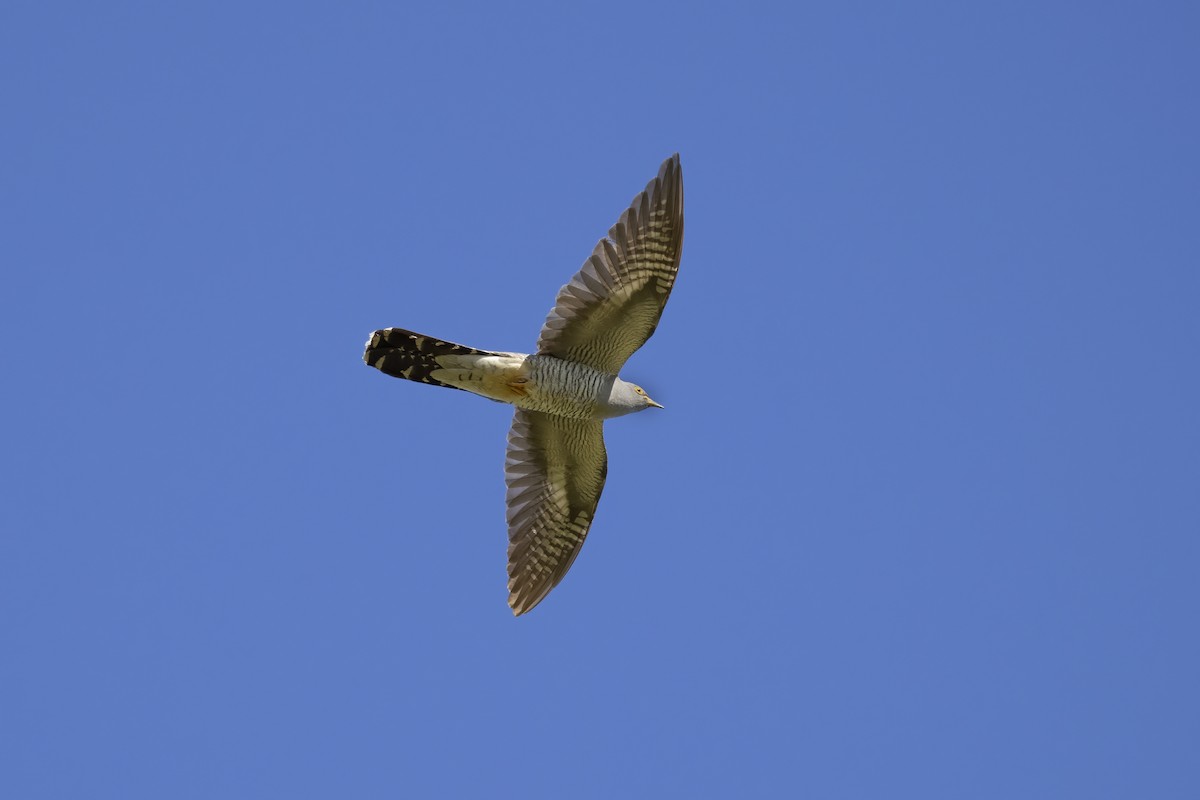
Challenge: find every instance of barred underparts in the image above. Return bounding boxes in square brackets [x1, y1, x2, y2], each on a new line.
[363, 154, 684, 615]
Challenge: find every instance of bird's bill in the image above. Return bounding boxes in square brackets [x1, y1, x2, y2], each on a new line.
[647, 398, 664, 409]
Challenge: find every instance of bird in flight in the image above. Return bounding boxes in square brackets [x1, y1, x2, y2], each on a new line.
[364, 154, 684, 615]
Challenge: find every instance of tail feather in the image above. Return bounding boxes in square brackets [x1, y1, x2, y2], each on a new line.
[363, 328, 494, 390]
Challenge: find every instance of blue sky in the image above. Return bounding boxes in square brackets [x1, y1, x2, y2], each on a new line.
[3, 2, 1198, 797]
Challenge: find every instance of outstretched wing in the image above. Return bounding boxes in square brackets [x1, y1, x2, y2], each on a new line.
[504, 409, 608, 615]
[536, 154, 684, 375]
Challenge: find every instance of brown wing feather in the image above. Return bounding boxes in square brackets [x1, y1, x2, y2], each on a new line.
[504, 409, 608, 615]
[536, 154, 684, 374]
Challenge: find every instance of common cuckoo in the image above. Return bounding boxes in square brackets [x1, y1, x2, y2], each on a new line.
[364, 154, 684, 615]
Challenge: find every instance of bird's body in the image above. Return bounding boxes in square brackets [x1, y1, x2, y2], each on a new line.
[365, 329, 653, 420]
[364, 154, 683, 615]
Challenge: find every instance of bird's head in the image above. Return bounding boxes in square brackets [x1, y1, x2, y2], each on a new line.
[629, 383, 664, 410]
[601, 379, 663, 417]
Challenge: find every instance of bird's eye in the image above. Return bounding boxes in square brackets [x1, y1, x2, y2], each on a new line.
[636, 387, 644, 394]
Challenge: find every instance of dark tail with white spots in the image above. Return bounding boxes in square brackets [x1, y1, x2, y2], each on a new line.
[363, 327, 495, 391]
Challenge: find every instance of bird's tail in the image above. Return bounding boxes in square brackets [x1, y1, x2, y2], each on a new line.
[363, 327, 498, 391]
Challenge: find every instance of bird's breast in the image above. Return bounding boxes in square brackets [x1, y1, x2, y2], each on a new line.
[518, 356, 612, 419]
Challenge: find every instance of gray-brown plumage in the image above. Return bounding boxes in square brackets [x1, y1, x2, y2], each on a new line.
[537, 156, 684, 375]
[504, 410, 607, 614]
[364, 154, 684, 615]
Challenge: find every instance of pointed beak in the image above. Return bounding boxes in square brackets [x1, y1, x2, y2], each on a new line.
[647, 398, 664, 409]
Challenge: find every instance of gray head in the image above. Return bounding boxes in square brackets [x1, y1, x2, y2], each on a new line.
[599, 377, 664, 418]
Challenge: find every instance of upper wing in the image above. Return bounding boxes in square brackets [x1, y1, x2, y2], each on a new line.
[536, 154, 684, 375]
[504, 409, 608, 615]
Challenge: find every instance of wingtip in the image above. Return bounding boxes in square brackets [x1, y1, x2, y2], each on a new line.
[507, 579, 553, 617]
[657, 153, 682, 192]
[508, 595, 532, 617]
